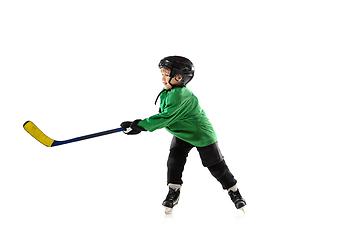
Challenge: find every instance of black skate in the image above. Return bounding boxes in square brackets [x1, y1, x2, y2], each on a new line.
[228, 189, 246, 212]
[162, 187, 180, 214]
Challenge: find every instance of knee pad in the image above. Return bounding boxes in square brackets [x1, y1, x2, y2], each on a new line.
[208, 160, 228, 178]
[207, 160, 237, 190]
[167, 148, 188, 169]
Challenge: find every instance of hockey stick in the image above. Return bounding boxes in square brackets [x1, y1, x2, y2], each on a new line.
[23, 121, 125, 147]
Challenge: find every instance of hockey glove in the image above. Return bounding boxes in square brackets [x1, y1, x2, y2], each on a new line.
[120, 119, 147, 135]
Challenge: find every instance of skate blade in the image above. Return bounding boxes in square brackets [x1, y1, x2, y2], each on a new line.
[239, 207, 245, 213]
[165, 207, 173, 214]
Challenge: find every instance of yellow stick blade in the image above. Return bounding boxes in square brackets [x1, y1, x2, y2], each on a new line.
[23, 121, 54, 147]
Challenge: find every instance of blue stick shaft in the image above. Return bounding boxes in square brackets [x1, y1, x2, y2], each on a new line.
[51, 127, 125, 147]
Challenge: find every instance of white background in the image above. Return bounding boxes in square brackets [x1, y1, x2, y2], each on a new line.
[1, 0, 359, 239]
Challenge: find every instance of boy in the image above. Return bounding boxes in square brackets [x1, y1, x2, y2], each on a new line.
[121, 56, 246, 214]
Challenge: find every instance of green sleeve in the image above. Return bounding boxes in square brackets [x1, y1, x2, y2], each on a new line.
[137, 93, 195, 132]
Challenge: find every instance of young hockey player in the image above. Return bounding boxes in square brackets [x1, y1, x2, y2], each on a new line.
[121, 56, 246, 214]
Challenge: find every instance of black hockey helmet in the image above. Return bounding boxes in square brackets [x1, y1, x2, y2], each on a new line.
[159, 56, 195, 86]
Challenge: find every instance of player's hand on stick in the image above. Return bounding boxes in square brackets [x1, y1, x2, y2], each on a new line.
[120, 119, 147, 135]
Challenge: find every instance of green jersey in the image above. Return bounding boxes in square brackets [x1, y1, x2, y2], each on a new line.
[138, 87, 217, 147]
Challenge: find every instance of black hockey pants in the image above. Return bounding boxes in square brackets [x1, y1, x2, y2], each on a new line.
[167, 137, 237, 190]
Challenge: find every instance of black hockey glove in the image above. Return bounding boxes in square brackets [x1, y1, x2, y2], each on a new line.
[120, 119, 147, 135]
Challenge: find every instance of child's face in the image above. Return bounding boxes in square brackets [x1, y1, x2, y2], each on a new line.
[161, 68, 182, 90]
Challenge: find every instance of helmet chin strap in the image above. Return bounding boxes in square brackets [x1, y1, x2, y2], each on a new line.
[168, 80, 175, 89]
[155, 73, 182, 105]
[168, 70, 178, 89]
[168, 70, 184, 89]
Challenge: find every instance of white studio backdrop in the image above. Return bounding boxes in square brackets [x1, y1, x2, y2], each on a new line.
[1, 0, 359, 239]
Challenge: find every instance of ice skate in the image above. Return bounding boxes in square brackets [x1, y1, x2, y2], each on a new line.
[228, 189, 246, 213]
[162, 187, 180, 214]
